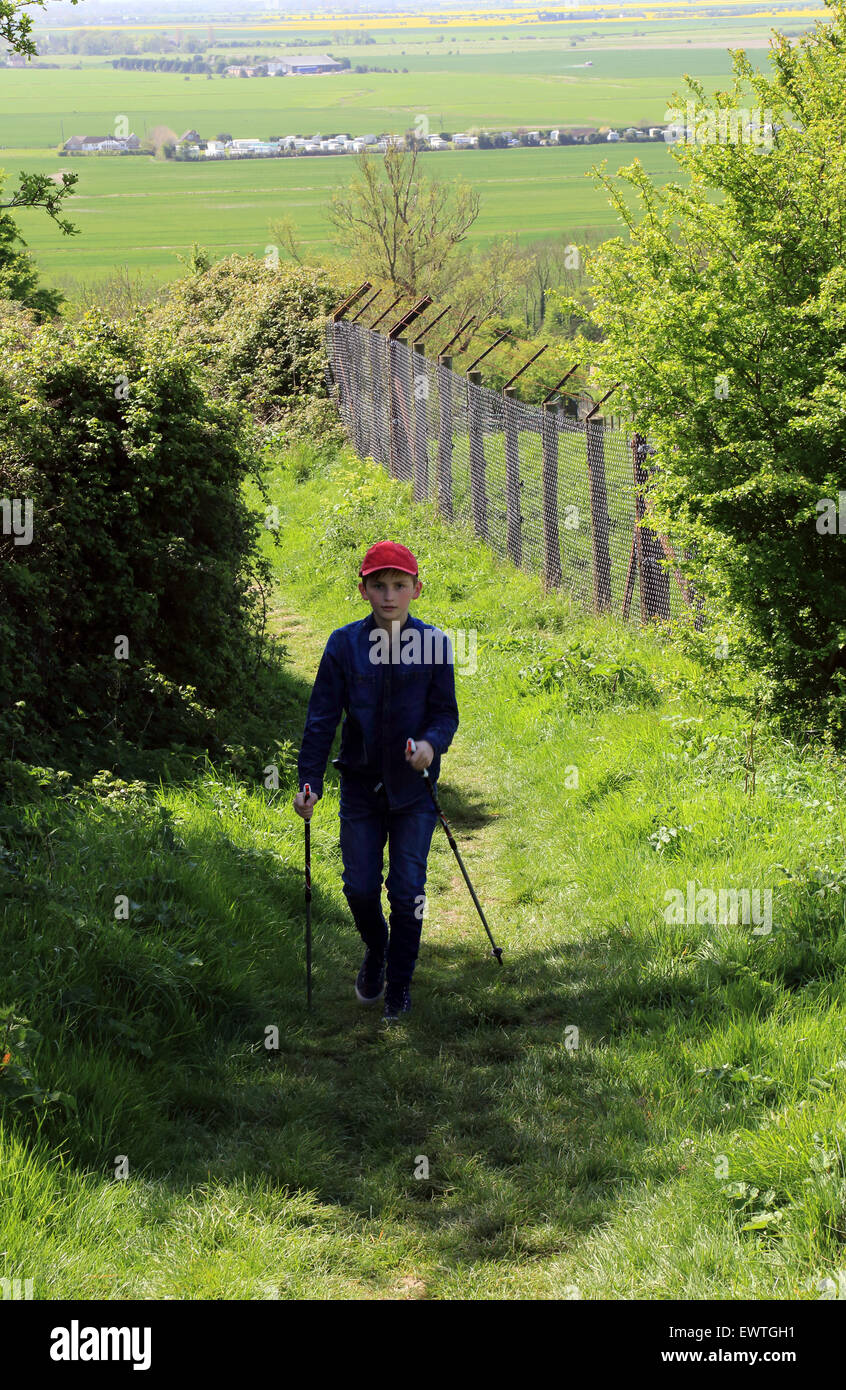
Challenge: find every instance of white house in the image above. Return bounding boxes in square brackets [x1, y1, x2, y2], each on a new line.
[62, 133, 141, 154]
[606, 130, 621, 141]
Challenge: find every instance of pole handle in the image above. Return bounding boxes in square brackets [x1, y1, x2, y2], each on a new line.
[303, 782, 311, 798]
[406, 737, 429, 778]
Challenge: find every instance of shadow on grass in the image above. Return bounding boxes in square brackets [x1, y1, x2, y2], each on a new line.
[4, 656, 830, 1271]
[5, 754, 815, 1271]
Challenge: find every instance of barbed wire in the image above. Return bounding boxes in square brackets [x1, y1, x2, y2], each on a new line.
[326, 318, 702, 628]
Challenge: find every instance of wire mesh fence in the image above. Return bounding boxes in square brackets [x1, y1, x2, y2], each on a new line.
[326, 317, 703, 628]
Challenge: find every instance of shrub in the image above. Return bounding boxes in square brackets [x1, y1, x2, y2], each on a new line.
[0, 309, 277, 766]
[157, 255, 346, 430]
[560, 5, 846, 736]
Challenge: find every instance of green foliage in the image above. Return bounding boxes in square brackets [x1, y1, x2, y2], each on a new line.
[0, 1005, 76, 1116]
[0, 170, 79, 319]
[517, 634, 660, 710]
[558, 0, 846, 736]
[328, 144, 480, 297]
[0, 309, 280, 766]
[0, 0, 79, 58]
[157, 254, 345, 432]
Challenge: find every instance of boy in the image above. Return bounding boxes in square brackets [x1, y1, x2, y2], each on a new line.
[293, 541, 459, 1023]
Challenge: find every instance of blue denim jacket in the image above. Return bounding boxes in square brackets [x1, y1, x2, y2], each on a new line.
[297, 610, 459, 810]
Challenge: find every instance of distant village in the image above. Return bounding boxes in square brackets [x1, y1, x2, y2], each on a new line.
[60, 124, 676, 160]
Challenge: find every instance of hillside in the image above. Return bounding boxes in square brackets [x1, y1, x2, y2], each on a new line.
[2, 440, 844, 1300]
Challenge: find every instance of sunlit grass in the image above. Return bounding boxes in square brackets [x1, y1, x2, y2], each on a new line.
[2, 445, 844, 1299]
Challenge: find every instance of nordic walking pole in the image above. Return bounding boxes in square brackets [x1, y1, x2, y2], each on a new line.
[303, 781, 313, 1009]
[406, 739, 503, 966]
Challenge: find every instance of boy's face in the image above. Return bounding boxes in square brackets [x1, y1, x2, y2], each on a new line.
[359, 568, 422, 628]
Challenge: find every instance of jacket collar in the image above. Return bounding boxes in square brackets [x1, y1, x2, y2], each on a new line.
[362, 609, 418, 635]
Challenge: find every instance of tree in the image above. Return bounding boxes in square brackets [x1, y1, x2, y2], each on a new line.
[0, 6, 80, 316]
[520, 233, 585, 331]
[559, 0, 846, 733]
[0, 0, 78, 56]
[439, 236, 531, 342]
[0, 191, 71, 317]
[328, 143, 480, 297]
[268, 214, 306, 265]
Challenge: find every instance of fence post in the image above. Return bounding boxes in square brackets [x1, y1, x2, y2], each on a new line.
[503, 386, 522, 566]
[357, 322, 373, 460]
[347, 322, 364, 457]
[331, 320, 352, 437]
[412, 342, 429, 502]
[437, 355, 454, 522]
[541, 400, 563, 590]
[369, 330, 386, 467]
[387, 337, 398, 478]
[585, 415, 613, 614]
[632, 433, 671, 621]
[392, 337, 413, 482]
[467, 369, 489, 540]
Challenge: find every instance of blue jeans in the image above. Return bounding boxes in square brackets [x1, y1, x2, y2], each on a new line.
[339, 774, 439, 985]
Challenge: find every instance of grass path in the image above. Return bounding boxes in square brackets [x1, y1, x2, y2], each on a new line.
[2, 444, 844, 1300]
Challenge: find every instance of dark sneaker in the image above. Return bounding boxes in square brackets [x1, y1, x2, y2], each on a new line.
[355, 948, 386, 1004]
[382, 981, 411, 1023]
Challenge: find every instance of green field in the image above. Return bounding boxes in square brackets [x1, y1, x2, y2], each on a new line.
[2, 7, 814, 292]
[11, 144, 677, 288]
[0, 47, 766, 149]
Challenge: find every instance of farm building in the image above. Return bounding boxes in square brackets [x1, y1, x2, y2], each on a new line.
[62, 134, 141, 154]
[267, 54, 342, 75]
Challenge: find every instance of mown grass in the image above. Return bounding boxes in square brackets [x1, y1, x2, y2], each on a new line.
[2, 441, 845, 1299]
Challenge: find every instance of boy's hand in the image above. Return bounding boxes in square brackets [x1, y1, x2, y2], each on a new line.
[294, 789, 320, 820]
[406, 739, 434, 771]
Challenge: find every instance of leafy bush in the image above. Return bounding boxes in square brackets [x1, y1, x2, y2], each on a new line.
[0, 1006, 76, 1116]
[560, 5, 846, 736]
[0, 309, 279, 766]
[157, 255, 346, 433]
[518, 635, 660, 711]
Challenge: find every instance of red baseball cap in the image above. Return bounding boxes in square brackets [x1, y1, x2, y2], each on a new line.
[359, 541, 419, 578]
